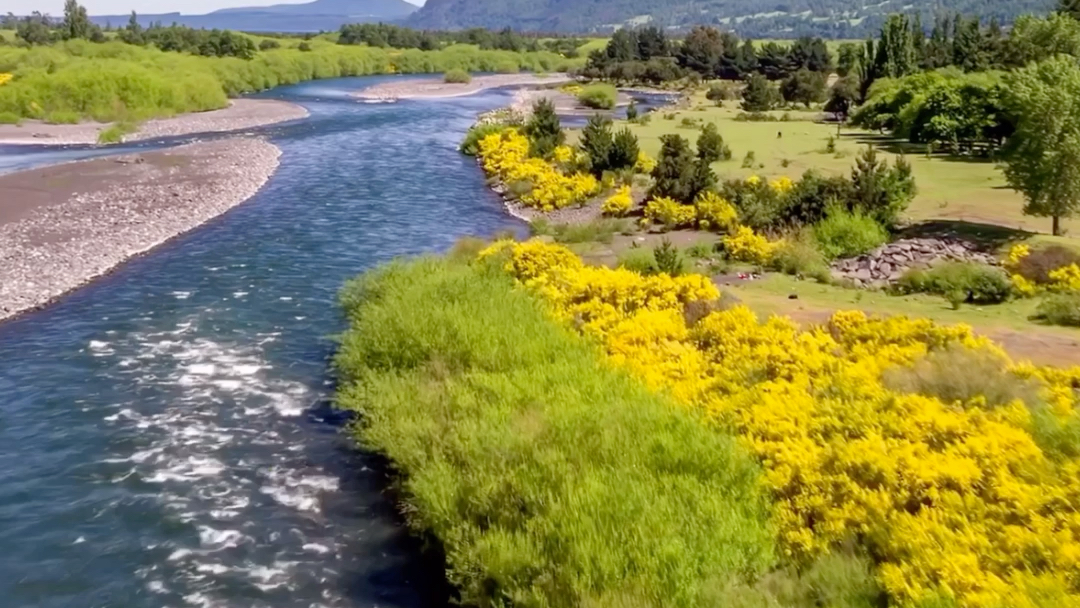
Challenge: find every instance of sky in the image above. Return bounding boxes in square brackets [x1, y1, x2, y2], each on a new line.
[0, 0, 424, 15]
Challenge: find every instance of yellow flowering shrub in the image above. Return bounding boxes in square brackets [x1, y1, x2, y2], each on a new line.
[1049, 264, 1080, 292]
[552, 144, 574, 164]
[644, 196, 696, 228]
[746, 175, 761, 186]
[769, 176, 794, 194]
[477, 129, 600, 211]
[0, 73, 12, 87]
[694, 191, 738, 231]
[602, 186, 633, 217]
[722, 226, 777, 265]
[488, 240, 1080, 608]
[1012, 274, 1039, 297]
[634, 150, 657, 174]
[1006, 243, 1031, 268]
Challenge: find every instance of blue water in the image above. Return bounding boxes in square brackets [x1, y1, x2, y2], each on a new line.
[0, 77, 526, 608]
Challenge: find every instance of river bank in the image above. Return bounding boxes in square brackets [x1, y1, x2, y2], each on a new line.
[0, 136, 280, 321]
[0, 99, 308, 146]
[354, 73, 572, 100]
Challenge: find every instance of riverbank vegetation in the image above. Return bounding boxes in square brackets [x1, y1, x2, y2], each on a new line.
[336, 239, 1080, 607]
[0, 3, 580, 123]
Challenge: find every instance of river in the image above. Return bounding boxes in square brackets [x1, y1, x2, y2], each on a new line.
[0, 77, 525, 608]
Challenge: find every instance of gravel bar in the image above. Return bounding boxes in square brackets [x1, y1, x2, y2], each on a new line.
[355, 73, 572, 100]
[0, 137, 281, 322]
[0, 99, 308, 146]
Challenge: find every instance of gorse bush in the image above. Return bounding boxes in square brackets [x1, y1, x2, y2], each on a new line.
[491, 239, 1080, 608]
[334, 256, 773, 608]
[458, 123, 507, 156]
[811, 206, 889, 260]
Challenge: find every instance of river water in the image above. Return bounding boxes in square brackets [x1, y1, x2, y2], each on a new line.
[0, 77, 526, 608]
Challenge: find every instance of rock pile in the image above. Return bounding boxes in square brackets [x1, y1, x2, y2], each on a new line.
[831, 237, 999, 287]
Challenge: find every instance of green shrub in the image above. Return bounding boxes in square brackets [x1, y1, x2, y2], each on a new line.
[334, 257, 773, 608]
[894, 262, 1013, 304]
[741, 150, 756, 168]
[883, 347, 1039, 408]
[734, 112, 778, 122]
[550, 218, 627, 244]
[297, 41, 312, 52]
[770, 231, 830, 281]
[0, 111, 21, 125]
[44, 110, 80, 124]
[811, 207, 888, 260]
[577, 83, 617, 109]
[443, 68, 471, 84]
[258, 39, 280, 51]
[495, 59, 521, 73]
[1035, 292, 1080, 326]
[618, 246, 659, 274]
[458, 123, 506, 156]
[97, 121, 137, 144]
[653, 239, 689, 276]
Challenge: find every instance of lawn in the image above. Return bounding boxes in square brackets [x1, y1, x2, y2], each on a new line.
[608, 90, 1080, 240]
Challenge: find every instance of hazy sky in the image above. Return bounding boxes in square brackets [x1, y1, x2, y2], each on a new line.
[0, 0, 424, 15]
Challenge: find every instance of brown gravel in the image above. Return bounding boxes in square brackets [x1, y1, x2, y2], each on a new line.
[354, 73, 572, 100]
[0, 137, 281, 321]
[0, 99, 308, 146]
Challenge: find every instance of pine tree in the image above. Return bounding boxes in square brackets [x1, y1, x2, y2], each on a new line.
[650, 134, 698, 203]
[741, 73, 781, 112]
[696, 122, 726, 164]
[524, 98, 564, 159]
[610, 127, 640, 171]
[581, 114, 614, 177]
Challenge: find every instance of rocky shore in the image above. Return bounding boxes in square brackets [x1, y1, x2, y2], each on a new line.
[355, 73, 572, 100]
[0, 137, 281, 321]
[0, 99, 308, 146]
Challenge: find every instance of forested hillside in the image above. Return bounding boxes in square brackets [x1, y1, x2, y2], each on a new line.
[407, 0, 1053, 37]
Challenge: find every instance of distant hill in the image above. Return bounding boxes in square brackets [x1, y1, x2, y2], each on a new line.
[90, 0, 417, 33]
[406, 0, 1054, 37]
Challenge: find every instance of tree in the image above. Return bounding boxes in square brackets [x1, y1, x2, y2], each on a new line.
[825, 76, 860, 128]
[581, 114, 615, 176]
[650, 134, 698, 203]
[757, 41, 789, 80]
[16, 13, 52, 45]
[836, 42, 860, 76]
[606, 28, 639, 63]
[625, 99, 638, 121]
[61, 0, 90, 40]
[636, 26, 668, 60]
[1059, 0, 1080, 21]
[741, 73, 781, 112]
[780, 68, 827, 107]
[524, 98, 564, 159]
[1002, 56, 1080, 236]
[787, 36, 832, 74]
[677, 25, 724, 77]
[696, 122, 726, 164]
[851, 145, 916, 227]
[924, 13, 953, 69]
[952, 16, 987, 72]
[610, 127, 640, 172]
[873, 14, 917, 80]
[688, 159, 717, 202]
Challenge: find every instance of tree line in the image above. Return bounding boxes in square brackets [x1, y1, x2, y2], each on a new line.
[337, 23, 586, 56]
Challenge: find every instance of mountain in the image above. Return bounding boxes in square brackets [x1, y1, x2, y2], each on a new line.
[90, 0, 417, 33]
[406, 0, 1053, 37]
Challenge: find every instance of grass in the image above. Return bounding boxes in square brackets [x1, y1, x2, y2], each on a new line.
[608, 90, 1080, 241]
[97, 121, 138, 144]
[530, 217, 629, 244]
[333, 256, 774, 607]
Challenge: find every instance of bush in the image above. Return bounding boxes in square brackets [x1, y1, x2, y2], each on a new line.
[334, 257, 772, 608]
[617, 246, 660, 274]
[1035, 292, 1080, 326]
[0, 111, 21, 125]
[45, 110, 81, 124]
[706, 83, 737, 103]
[770, 231, 830, 280]
[297, 41, 312, 52]
[549, 218, 628, 244]
[741, 150, 757, 168]
[734, 112, 779, 122]
[645, 196, 696, 228]
[97, 121, 137, 144]
[811, 207, 888, 260]
[602, 185, 633, 216]
[459, 123, 507, 156]
[258, 39, 280, 51]
[1015, 245, 1080, 284]
[883, 347, 1039, 408]
[653, 239, 688, 276]
[577, 83, 617, 109]
[895, 262, 1013, 304]
[444, 68, 471, 84]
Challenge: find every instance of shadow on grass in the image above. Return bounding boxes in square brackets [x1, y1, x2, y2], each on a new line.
[839, 132, 999, 164]
[897, 219, 1033, 251]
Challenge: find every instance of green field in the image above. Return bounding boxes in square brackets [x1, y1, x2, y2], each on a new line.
[613, 90, 1080, 241]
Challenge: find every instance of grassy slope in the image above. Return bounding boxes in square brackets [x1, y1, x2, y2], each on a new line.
[334, 255, 773, 607]
[615, 91, 1080, 241]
